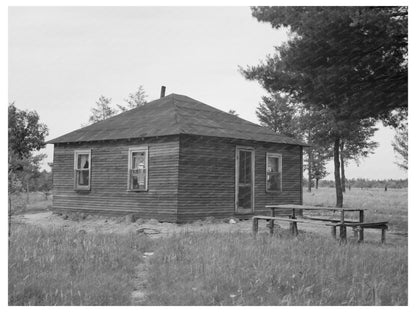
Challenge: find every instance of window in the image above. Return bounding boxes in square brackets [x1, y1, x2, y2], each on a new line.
[74, 150, 91, 190]
[128, 146, 148, 191]
[266, 153, 282, 192]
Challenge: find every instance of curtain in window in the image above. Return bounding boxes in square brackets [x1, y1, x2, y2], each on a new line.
[77, 154, 89, 186]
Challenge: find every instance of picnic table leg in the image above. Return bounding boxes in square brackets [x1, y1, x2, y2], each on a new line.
[381, 227, 386, 244]
[359, 210, 364, 242]
[270, 208, 276, 235]
[341, 226, 347, 241]
[293, 221, 298, 236]
[289, 216, 298, 236]
[340, 209, 346, 242]
[339, 225, 347, 242]
[331, 226, 336, 239]
[252, 218, 259, 237]
[353, 226, 358, 240]
[289, 209, 296, 234]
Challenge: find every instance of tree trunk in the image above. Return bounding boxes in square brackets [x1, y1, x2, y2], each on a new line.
[334, 137, 343, 208]
[307, 148, 312, 192]
[26, 180, 30, 204]
[9, 196, 12, 248]
[315, 178, 319, 189]
[340, 141, 346, 193]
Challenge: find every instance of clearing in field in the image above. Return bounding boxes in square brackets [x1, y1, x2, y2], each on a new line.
[8, 187, 408, 306]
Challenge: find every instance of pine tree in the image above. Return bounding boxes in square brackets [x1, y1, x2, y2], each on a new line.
[88, 95, 117, 124]
[392, 120, 408, 170]
[118, 85, 147, 112]
[241, 6, 407, 207]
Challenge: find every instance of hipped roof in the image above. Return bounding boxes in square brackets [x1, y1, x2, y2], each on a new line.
[48, 93, 308, 146]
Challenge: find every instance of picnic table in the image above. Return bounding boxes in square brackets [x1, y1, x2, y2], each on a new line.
[252, 204, 388, 243]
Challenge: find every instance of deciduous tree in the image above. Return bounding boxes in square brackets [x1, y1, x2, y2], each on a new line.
[8, 103, 49, 242]
[8, 102, 49, 159]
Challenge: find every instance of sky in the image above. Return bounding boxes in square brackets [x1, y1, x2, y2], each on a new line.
[8, 6, 408, 180]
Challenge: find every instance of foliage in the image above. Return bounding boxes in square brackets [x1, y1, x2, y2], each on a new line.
[9, 224, 153, 305]
[315, 178, 408, 190]
[392, 120, 408, 170]
[340, 119, 379, 165]
[118, 85, 148, 112]
[241, 6, 407, 207]
[87, 96, 118, 124]
[8, 102, 49, 159]
[309, 147, 329, 186]
[228, 109, 239, 116]
[8, 103, 49, 195]
[244, 6, 407, 126]
[256, 93, 301, 138]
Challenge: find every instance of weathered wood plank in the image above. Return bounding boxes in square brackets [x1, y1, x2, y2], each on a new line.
[177, 134, 302, 222]
[52, 136, 180, 220]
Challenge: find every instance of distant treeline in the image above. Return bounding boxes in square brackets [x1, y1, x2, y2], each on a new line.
[303, 178, 408, 189]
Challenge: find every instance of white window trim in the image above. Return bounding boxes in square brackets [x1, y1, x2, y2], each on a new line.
[127, 146, 149, 191]
[74, 149, 91, 191]
[266, 152, 283, 192]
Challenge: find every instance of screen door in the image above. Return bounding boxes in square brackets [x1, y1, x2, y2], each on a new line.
[235, 147, 255, 213]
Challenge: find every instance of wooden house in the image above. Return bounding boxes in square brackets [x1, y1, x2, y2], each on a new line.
[48, 93, 307, 222]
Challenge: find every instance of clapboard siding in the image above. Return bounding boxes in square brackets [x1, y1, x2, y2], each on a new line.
[52, 135, 179, 221]
[52, 133, 303, 223]
[177, 134, 302, 222]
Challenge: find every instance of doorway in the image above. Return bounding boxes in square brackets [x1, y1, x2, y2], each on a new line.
[235, 146, 255, 213]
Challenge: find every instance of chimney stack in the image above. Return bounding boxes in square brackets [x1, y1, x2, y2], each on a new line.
[160, 86, 166, 98]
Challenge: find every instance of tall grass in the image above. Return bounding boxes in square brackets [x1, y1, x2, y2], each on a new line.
[303, 188, 408, 232]
[145, 231, 407, 305]
[9, 224, 153, 305]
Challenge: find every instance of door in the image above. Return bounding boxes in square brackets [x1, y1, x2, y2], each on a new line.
[235, 147, 255, 213]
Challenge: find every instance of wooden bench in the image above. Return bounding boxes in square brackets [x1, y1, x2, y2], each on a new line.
[332, 221, 389, 243]
[252, 216, 389, 243]
[252, 216, 333, 236]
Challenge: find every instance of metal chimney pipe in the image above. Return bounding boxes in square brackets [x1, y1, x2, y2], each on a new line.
[160, 86, 166, 98]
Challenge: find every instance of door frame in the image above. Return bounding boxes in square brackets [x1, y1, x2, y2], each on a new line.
[235, 145, 255, 213]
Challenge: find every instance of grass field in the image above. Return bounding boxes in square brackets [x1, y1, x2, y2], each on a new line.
[9, 187, 408, 306]
[9, 225, 154, 305]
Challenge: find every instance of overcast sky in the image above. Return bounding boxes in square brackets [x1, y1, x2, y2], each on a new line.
[8, 6, 407, 180]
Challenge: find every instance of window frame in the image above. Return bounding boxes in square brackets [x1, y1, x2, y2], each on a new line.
[235, 145, 256, 213]
[74, 149, 91, 191]
[127, 146, 149, 192]
[266, 152, 283, 193]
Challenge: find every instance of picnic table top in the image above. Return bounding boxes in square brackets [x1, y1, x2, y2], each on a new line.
[265, 204, 366, 212]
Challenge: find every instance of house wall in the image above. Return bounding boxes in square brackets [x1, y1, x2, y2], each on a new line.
[177, 134, 303, 222]
[52, 135, 179, 222]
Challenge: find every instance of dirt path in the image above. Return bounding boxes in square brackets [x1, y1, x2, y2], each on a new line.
[12, 211, 255, 237]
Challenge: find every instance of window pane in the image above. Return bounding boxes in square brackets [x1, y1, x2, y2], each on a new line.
[267, 172, 281, 191]
[131, 170, 146, 190]
[77, 154, 89, 169]
[131, 152, 145, 170]
[267, 156, 279, 173]
[245, 152, 251, 182]
[238, 185, 251, 209]
[77, 170, 89, 186]
[239, 151, 251, 184]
